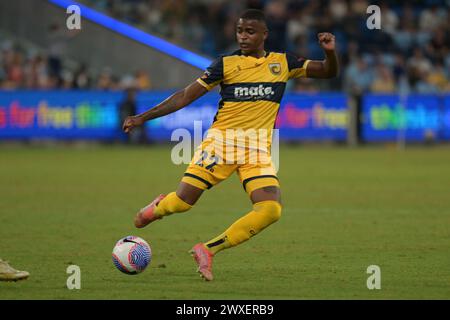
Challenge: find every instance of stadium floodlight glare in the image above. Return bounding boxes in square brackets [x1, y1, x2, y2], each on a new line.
[47, 0, 212, 70]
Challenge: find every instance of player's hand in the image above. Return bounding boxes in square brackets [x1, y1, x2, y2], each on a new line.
[122, 115, 144, 133]
[318, 32, 336, 52]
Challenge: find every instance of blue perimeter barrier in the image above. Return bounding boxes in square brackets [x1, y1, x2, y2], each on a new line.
[0, 90, 449, 142]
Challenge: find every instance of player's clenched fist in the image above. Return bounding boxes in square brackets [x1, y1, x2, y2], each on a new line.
[122, 115, 144, 133]
[318, 32, 336, 51]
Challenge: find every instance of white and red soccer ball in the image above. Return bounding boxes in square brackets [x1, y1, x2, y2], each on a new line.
[112, 236, 152, 274]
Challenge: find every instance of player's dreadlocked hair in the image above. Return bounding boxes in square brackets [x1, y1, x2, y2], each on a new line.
[240, 9, 266, 24]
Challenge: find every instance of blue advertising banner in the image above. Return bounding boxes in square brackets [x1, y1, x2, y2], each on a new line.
[276, 93, 348, 141]
[139, 92, 349, 142]
[2, 91, 446, 143]
[137, 91, 218, 142]
[0, 91, 122, 139]
[361, 95, 441, 142]
[442, 95, 450, 140]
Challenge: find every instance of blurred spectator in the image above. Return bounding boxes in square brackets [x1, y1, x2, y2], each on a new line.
[119, 88, 146, 144]
[0, 38, 156, 91]
[23, 54, 49, 89]
[47, 24, 66, 84]
[392, 19, 416, 53]
[427, 62, 449, 91]
[427, 28, 450, 62]
[380, 2, 399, 36]
[350, 0, 369, 16]
[119, 88, 137, 126]
[287, 10, 303, 41]
[392, 53, 407, 82]
[265, 0, 288, 52]
[119, 74, 136, 90]
[329, 0, 348, 23]
[371, 65, 397, 93]
[73, 64, 91, 89]
[407, 48, 433, 88]
[6, 51, 24, 88]
[135, 70, 152, 90]
[415, 71, 439, 94]
[61, 69, 74, 89]
[344, 57, 374, 95]
[96, 67, 115, 90]
[419, 4, 448, 32]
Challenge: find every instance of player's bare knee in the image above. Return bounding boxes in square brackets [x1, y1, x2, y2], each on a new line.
[176, 182, 203, 206]
[175, 192, 198, 208]
[251, 186, 281, 204]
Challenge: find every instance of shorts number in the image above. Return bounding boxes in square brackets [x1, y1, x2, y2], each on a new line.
[195, 151, 219, 172]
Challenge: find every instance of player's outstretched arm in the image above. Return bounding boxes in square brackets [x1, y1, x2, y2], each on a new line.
[122, 81, 208, 133]
[306, 32, 339, 79]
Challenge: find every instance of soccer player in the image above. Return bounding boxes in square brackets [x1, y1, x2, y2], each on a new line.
[0, 259, 29, 281]
[123, 9, 338, 281]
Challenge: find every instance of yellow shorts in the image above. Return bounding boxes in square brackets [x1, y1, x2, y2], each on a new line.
[181, 141, 279, 194]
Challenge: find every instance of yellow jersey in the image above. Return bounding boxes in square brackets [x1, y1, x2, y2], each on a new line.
[197, 50, 310, 152]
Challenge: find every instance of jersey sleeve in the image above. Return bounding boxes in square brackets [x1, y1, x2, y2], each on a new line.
[286, 52, 311, 79]
[196, 56, 224, 90]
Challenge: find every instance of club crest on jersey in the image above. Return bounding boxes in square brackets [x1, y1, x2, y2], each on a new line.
[269, 63, 281, 75]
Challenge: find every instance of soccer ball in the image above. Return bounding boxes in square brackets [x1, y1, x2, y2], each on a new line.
[112, 236, 152, 274]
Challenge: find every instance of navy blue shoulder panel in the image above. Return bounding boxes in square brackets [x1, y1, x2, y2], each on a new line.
[201, 56, 224, 85]
[285, 52, 307, 71]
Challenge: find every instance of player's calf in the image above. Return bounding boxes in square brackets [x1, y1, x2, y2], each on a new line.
[229, 200, 282, 245]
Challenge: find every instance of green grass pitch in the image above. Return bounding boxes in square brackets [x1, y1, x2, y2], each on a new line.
[1, 144, 449, 299]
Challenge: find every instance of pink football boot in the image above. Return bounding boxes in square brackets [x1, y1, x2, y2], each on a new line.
[134, 194, 166, 228]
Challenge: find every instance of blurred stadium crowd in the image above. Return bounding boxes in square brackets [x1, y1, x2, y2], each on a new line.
[0, 24, 152, 91]
[1, 0, 449, 93]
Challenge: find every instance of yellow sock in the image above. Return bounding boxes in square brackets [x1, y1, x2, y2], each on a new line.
[154, 192, 192, 217]
[204, 200, 282, 255]
[204, 232, 232, 255]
